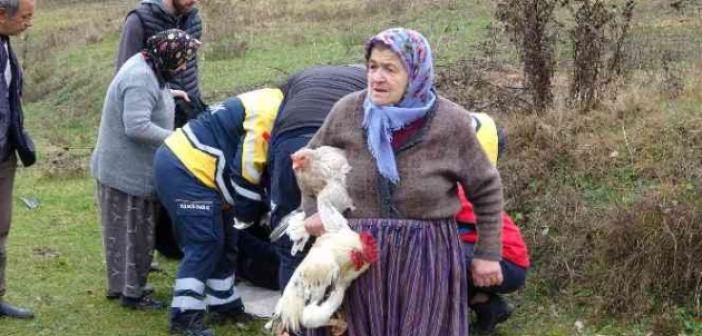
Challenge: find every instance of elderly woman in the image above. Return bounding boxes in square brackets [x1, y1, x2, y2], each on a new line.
[91, 29, 199, 310]
[302, 28, 504, 336]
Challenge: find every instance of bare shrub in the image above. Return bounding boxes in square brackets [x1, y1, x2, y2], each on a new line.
[568, 0, 636, 110]
[497, 66, 702, 317]
[597, 189, 702, 316]
[496, 0, 562, 112]
[602, 0, 635, 86]
[497, 107, 604, 292]
[568, 0, 611, 110]
[435, 25, 532, 115]
[667, 0, 702, 14]
[436, 59, 531, 115]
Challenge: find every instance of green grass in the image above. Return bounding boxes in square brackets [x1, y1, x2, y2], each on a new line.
[1, 170, 267, 335]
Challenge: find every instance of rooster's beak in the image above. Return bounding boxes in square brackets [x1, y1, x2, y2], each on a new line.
[291, 155, 301, 170]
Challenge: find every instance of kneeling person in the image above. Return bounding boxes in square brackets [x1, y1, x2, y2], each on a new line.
[154, 89, 283, 335]
[457, 113, 530, 334]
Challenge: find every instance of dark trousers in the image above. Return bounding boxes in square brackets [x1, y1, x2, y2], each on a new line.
[154, 146, 242, 318]
[462, 242, 527, 298]
[234, 226, 280, 290]
[0, 155, 16, 298]
[267, 129, 315, 289]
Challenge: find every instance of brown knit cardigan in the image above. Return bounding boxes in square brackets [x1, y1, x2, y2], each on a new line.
[304, 91, 504, 260]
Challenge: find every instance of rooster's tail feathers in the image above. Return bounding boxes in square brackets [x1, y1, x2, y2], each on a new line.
[270, 208, 305, 242]
[270, 278, 306, 334]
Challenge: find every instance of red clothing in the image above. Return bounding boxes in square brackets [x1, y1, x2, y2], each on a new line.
[391, 116, 427, 149]
[456, 185, 530, 268]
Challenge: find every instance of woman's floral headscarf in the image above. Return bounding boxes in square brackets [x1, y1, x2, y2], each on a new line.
[363, 28, 436, 184]
[142, 29, 200, 87]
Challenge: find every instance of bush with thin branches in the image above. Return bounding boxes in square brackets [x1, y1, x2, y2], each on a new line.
[496, 0, 562, 112]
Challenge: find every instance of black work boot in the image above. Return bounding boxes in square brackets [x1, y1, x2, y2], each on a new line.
[171, 310, 215, 336]
[471, 294, 514, 335]
[0, 300, 34, 319]
[121, 295, 164, 310]
[207, 305, 262, 325]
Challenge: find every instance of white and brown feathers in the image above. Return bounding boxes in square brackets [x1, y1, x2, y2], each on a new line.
[269, 146, 355, 255]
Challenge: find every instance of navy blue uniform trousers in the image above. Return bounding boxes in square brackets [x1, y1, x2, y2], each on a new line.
[154, 146, 243, 319]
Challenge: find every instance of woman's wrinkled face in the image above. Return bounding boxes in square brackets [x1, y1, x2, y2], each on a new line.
[367, 46, 409, 106]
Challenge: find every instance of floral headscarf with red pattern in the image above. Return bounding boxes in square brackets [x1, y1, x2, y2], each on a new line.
[362, 28, 436, 184]
[142, 29, 200, 87]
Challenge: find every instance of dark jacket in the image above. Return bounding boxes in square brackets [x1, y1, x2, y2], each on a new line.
[0, 36, 35, 166]
[115, 1, 203, 113]
[231, 65, 366, 223]
[273, 65, 366, 138]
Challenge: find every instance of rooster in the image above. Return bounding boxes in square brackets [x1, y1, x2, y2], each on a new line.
[266, 229, 377, 334]
[266, 146, 378, 335]
[269, 146, 355, 255]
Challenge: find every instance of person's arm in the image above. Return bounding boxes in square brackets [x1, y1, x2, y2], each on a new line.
[121, 75, 173, 145]
[231, 141, 269, 224]
[456, 112, 505, 286]
[460, 157, 503, 260]
[115, 13, 145, 73]
[231, 90, 283, 224]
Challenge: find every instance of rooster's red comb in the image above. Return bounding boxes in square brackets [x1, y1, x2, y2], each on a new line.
[359, 231, 378, 264]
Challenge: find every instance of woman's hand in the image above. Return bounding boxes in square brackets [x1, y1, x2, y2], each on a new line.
[170, 89, 191, 102]
[304, 213, 326, 236]
[471, 258, 503, 287]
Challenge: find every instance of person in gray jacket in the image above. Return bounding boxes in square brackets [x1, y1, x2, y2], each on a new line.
[91, 29, 199, 310]
[116, 0, 204, 263]
[0, 0, 35, 320]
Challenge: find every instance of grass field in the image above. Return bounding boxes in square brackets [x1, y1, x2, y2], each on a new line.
[2, 0, 702, 335]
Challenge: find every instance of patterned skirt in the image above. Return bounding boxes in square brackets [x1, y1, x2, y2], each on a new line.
[307, 218, 469, 336]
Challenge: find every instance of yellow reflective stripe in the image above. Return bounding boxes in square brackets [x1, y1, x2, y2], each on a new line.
[239, 88, 284, 185]
[164, 129, 218, 189]
[181, 125, 235, 205]
[471, 112, 499, 167]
